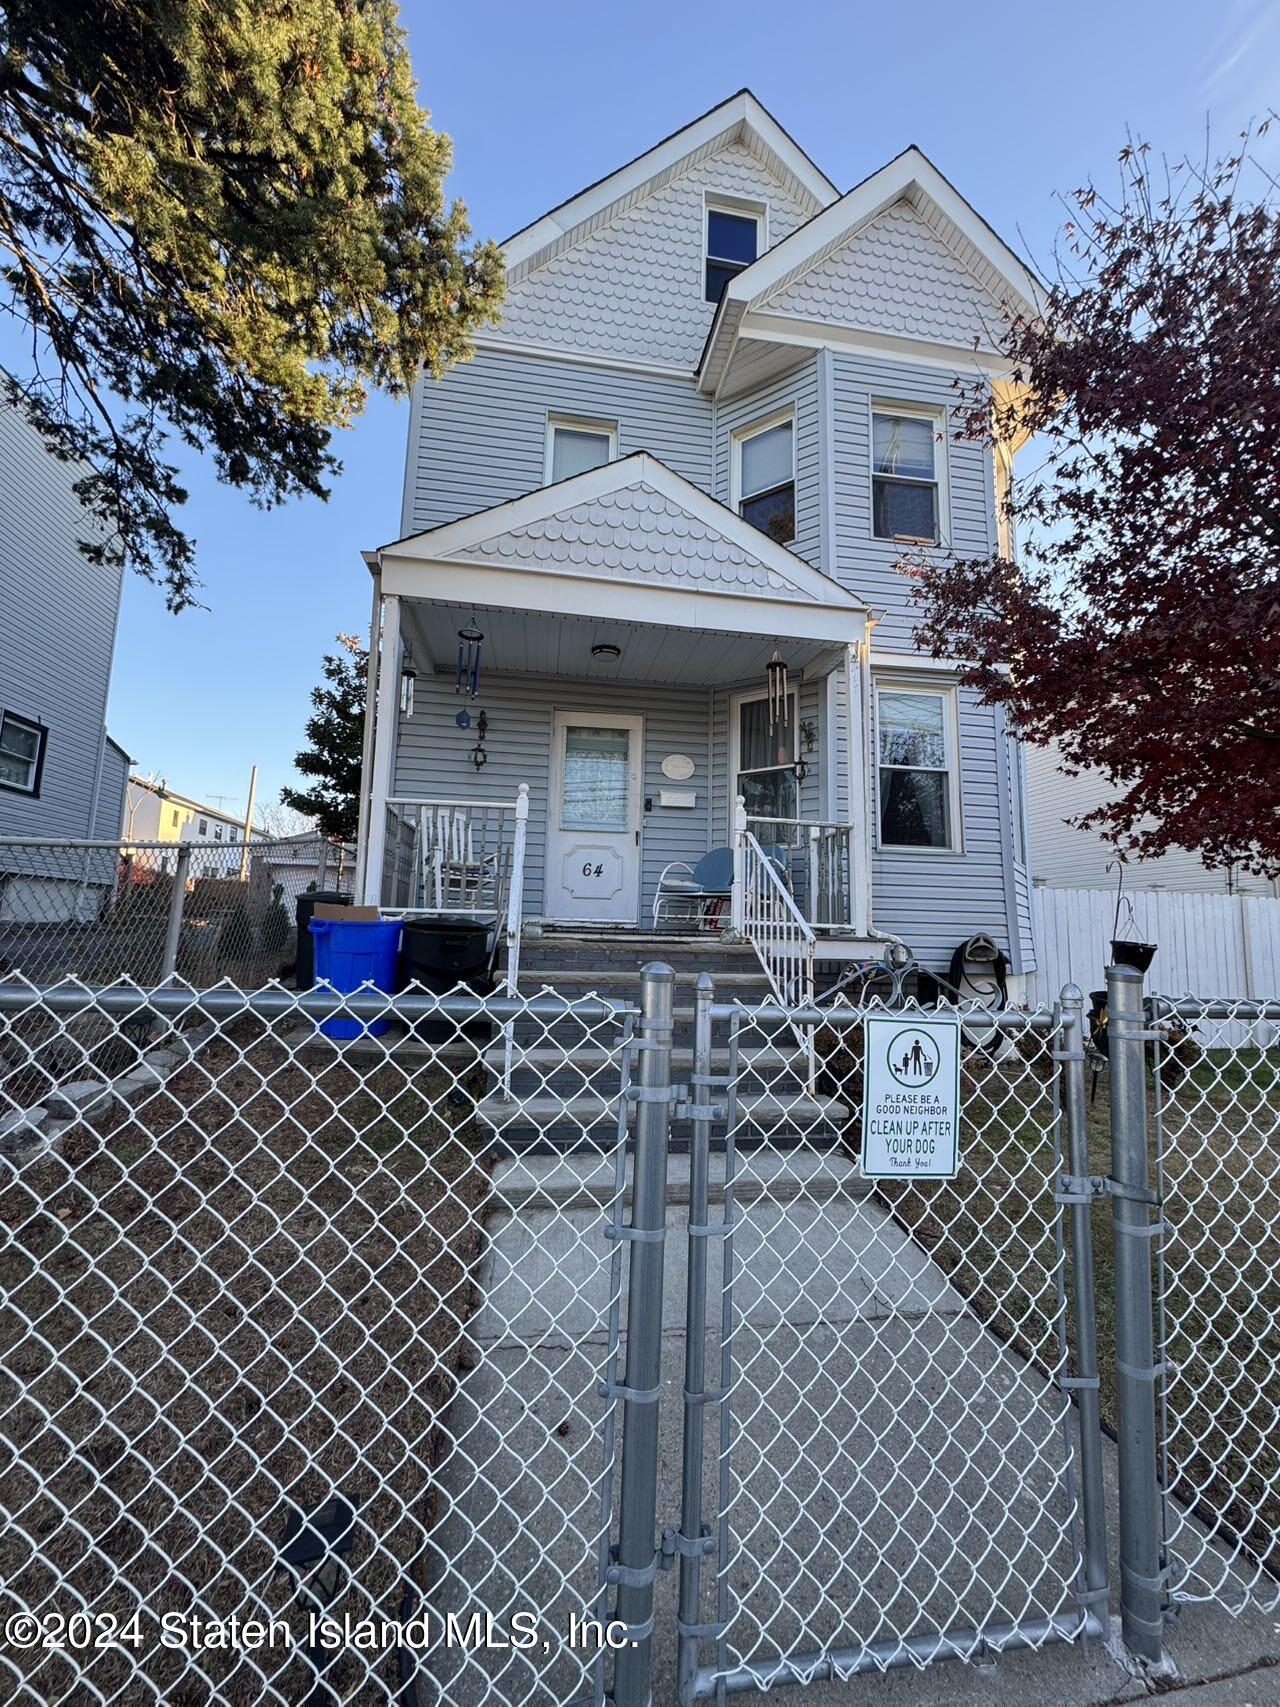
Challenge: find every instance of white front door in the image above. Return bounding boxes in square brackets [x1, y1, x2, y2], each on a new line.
[546, 712, 643, 924]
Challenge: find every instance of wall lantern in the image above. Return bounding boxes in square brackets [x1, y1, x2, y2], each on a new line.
[472, 708, 489, 771]
[455, 617, 484, 698]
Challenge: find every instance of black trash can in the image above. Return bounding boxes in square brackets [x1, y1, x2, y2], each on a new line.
[400, 918, 496, 1042]
[294, 890, 353, 989]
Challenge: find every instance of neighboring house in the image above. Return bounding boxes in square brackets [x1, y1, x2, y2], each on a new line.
[0, 399, 130, 923]
[124, 776, 261, 850]
[1027, 742, 1277, 898]
[355, 91, 1041, 993]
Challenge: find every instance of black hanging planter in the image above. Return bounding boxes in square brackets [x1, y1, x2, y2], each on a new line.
[1111, 938, 1157, 973]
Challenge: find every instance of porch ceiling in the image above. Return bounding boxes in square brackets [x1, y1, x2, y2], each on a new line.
[403, 600, 844, 688]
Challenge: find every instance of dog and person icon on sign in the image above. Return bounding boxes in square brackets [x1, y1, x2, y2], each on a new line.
[888, 1030, 940, 1087]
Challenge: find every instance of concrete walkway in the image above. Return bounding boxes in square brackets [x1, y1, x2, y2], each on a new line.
[426, 1150, 1279, 1707]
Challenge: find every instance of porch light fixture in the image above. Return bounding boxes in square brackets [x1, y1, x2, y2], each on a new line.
[591, 643, 622, 662]
[766, 648, 789, 733]
[455, 617, 484, 699]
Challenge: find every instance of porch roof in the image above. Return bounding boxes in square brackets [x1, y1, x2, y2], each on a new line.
[369, 453, 869, 650]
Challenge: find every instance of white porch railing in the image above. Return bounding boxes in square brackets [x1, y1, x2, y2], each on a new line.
[732, 801, 816, 1081]
[745, 815, 857, 930]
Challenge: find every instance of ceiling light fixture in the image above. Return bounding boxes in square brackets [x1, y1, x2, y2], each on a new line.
[591, 643, 622, 662]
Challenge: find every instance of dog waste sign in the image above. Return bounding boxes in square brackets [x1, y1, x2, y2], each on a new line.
[861, 1015, 962, 1179]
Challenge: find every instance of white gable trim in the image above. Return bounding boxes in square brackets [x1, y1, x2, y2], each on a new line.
[738, 311, 1020, 378]
[699, 147, 1042, 391]
[502, 92, 836, 275]
[377, 452, 868, 612]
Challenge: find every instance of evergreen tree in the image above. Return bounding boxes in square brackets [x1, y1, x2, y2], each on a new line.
[0, 1, 503, 609]
[282, 634, 367, 841]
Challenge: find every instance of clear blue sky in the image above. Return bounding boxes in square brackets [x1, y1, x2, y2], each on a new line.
[87, 0, 1278, 819]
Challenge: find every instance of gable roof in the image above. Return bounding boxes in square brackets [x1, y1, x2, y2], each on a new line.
[377, 452, 868, 612]
[698, 145, 1043, 390]
[501, 91, 838, 279]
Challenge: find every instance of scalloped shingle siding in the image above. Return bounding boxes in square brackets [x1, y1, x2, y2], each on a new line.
[452, 482, 810, 599]
[765, 201, 1007, 348]
[494, 144, 817, 367]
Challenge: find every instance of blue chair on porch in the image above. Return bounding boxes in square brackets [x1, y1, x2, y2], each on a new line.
[652, 845, 790, 932]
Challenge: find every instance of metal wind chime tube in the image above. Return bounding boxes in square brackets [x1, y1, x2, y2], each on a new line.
[766, 647, 788, 732]
[455, 618, 484, 698]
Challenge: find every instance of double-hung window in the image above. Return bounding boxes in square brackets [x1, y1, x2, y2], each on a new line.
[0, 710, 46, 796]
[735, 414, 795, 546]
[547, 415, 617, 484]
[872, 408, 943, 543]
[877, 686, 959, 850]
[704, 205, 760, 303]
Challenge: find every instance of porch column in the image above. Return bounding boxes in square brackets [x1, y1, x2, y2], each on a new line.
[845, 636, 872, 937]
[360, 592, 402, 906]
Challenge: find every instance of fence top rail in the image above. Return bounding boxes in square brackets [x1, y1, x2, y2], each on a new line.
[0, 836, 322, 853]
[0, 978, 633, 1023]
[711, 997, 1058, 1030]
[1149, 993, 1280, 1022]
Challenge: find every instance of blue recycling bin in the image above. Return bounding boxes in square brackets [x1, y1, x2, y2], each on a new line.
[308, 917, 402, 1038]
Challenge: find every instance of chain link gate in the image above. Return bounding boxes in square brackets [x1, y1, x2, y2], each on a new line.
[662, 982, 1109, 1703]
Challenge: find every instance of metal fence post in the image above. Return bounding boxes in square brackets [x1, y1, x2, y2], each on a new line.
[1107, 961, 1164, 1664]
[612, 962, 675, 1707]
[161, 844, 192, 980]
[1058, 983, 1109, 1624]
[677, 973, 715, 1706]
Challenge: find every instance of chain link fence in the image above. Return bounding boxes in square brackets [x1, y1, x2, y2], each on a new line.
[1, 962, 1278, 1703]
[0, 838, 352, 989]
[1150, 994, 1280, 1613]
[0, 977, 638, 1706]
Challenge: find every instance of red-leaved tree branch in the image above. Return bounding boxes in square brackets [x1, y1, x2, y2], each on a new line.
[911, 126, 1280, 875]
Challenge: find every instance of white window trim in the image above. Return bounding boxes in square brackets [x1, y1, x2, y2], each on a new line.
[874, 677, 964, 854]
[544, 413, 619, 486]
[728, 683, 800, 839]
[730, 406, 796, 543]
[869, 399, 951, 548]
[0, 708, 46, 797]
[703, 192, 767, 298]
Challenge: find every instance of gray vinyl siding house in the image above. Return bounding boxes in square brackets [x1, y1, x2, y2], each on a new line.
[0, 400, 129, 916]
[356, 92, 1039, 986]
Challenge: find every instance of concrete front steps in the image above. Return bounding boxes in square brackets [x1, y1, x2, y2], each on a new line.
[475, 928, 849, 1155]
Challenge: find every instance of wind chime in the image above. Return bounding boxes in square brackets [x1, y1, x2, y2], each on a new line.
[455, 616, 484, 699]
[766, 647, 790, 764]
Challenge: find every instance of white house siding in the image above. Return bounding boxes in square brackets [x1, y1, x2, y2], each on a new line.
[764, 200, 1008, 351]
[1026, 741, 1276, 896]
[493, 142, 819, 369]
[392, 672, 713, 923]
[0, 404, 123, 844]
[830, 350, 995, 650]
[402, 345, 712, 536]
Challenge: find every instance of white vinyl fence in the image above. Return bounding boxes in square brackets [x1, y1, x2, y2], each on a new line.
[1032, 886, 1280, 1015]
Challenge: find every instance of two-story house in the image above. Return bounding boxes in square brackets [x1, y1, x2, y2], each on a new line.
[353, 91, 1038, 1000]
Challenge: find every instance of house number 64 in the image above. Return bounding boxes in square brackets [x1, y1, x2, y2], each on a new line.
[582, 862, 604, 878]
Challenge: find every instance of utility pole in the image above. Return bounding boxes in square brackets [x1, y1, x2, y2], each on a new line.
[239, 765, 259, 881]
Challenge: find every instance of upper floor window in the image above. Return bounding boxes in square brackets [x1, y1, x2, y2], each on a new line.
[872, 408, 943, 544]
[876, 684, 961, 851]
[705, 205, 760, 303]
[0, 709, 46, 796]
[171, 807, 180, 827]
[198, 818, 208, 835]
[547, 414, 617, 484]
[734, 413, 795, 546]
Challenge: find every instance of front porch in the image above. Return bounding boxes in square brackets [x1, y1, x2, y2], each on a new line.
[357, 453, 889, 1003]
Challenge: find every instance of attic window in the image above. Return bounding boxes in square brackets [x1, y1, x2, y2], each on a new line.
[705, 206, 760, 303]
